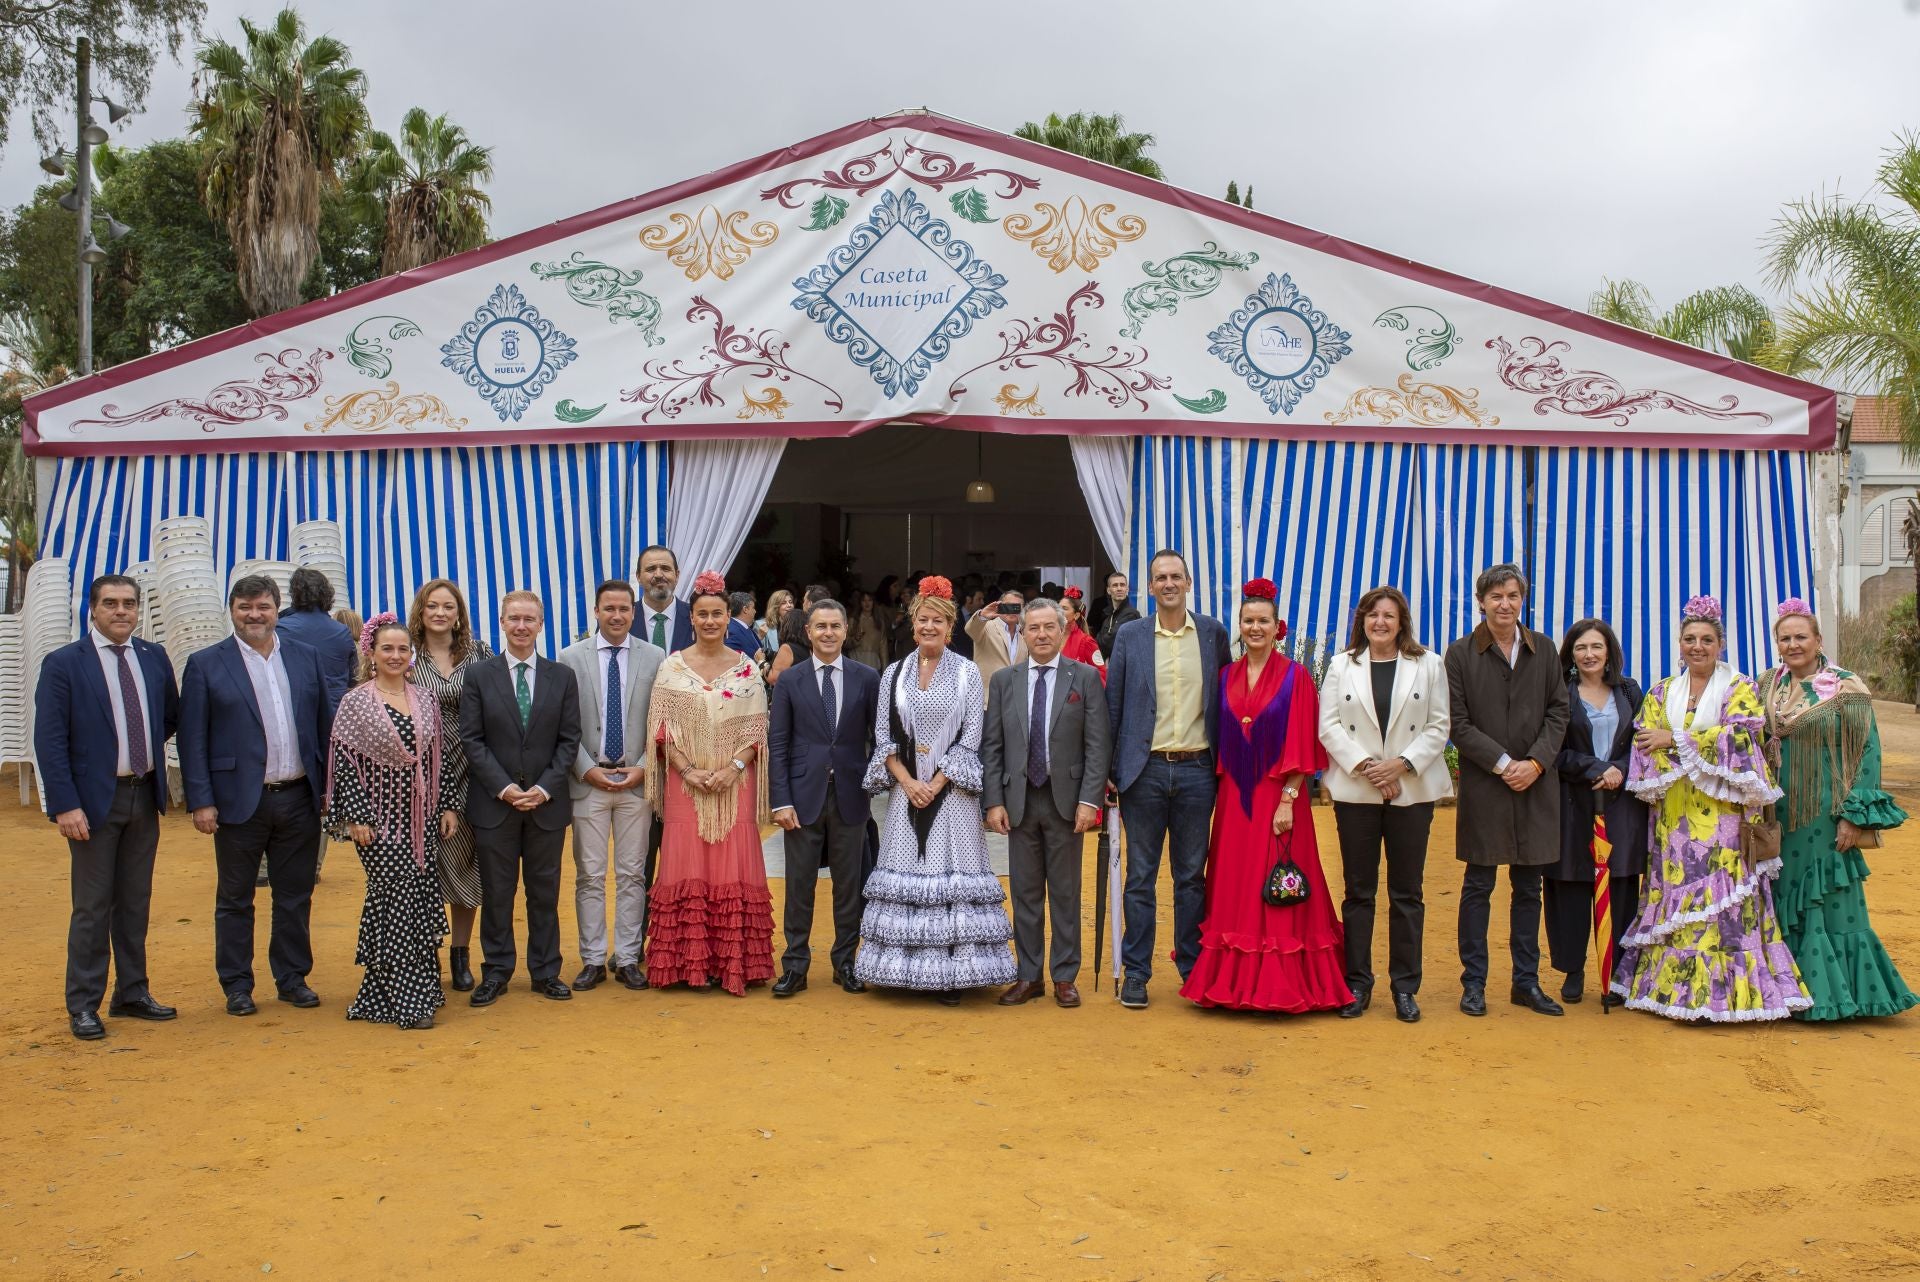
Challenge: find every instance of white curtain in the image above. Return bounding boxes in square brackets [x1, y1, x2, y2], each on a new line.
[664, 437, 787, 595]
[1070, 435, 1132, 569]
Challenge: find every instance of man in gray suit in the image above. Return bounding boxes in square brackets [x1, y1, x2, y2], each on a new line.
[982, 597, 1111, 1008]
[559, 580, 665, 992]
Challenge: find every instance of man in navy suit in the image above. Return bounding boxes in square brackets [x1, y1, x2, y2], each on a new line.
[274, 566, 354, 880]
[767, 599, 879, 997]
[178, 575, 334, 1016]
[35, 574, 181, 1041]
[1105, 549, 1231, 1010]
[635, 545, 693, 654]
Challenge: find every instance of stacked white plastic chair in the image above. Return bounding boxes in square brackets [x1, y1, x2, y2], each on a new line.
[0, 611, 27, 801]
[152, 517, 228, 681]
[291, 521, 351, 612]
[230, 558, 297, 611]
[125, 560, 163, 648]
[19, 555, 76, 806]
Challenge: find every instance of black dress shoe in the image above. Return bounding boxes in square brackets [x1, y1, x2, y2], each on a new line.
[469, 978, 505, 1007]
[615, 962, 648, 990]
[1459, 985, 1487, 1017]
[226, 990, 257, 1016]
[772, 970, 808, 998]
[277, 983, 320, 1008]
[833, 971, 866, 994]
[1119, 977, 1149, 1010]
[532, 977, 573, 1000]
[1338, 986, 1373, 1019]
[1559, 972, 1585, 1004]
[108, 994, 177, 1021]
[1393, 992, 1421, 1023]
[447, 947, 476, 993]
[70, 1011, 106, 1040]
[1511, 984, 1565, 1016]
[399, 1012, 436, 1030]
[1601, 992, 1627, 1013]
[572, 963, 607, 991]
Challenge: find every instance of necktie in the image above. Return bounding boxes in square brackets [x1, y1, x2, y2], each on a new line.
[821, 663, 837, 744]
[110, 645, 149, 775]
[604, 648, 624, 762]
[1027, 665, 1049, 789]
[515, 661, 532, 728]
[650, 610, 667, 650]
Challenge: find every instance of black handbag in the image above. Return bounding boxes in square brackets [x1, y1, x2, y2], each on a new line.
[1262, 830, 1310, 907]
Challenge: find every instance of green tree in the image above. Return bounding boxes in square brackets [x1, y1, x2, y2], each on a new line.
[0, 0, 204, 158]
[1013, 111, 1165, 180]
[1765, 131, 1920, 452]
[1225, 179, 1240, 205]
[0, 312, 65, 608]
[352, 107, 494, 275]
[1586, 277, 1806, 371]
[191, 6, 369, 316]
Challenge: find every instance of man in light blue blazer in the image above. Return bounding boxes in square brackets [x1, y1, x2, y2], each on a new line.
[1105, 549, 1231, 1011]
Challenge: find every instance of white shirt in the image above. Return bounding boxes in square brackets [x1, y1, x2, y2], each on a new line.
[90, 627, 155, 776]
[238, 635, 303, 783]
[500, 649, 550, 801]
[1026, 657, 1059, 777]
[596, 633, 633, 762]
[639, 601, 680, 650]
[811, 654, 844, 734]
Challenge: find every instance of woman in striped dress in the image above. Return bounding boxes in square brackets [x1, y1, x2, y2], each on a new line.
[408, 579, 493, 992]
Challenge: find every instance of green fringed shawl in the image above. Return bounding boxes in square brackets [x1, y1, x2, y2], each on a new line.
[1760, 663, 1875, 831]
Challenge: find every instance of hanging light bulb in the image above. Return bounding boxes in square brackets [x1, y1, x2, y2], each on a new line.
[965, 434, 995, 503]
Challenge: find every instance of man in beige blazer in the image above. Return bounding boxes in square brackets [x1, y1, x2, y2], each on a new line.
[559, 580, 665, 992]
[964, 589, 1028, 702]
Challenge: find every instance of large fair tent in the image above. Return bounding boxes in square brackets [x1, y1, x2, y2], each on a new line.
[25, 110, 1833, 678]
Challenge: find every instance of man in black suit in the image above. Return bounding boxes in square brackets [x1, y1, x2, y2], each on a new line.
[767, 599, 880, 997]
[983, 598, 1111, 1009]
[178, 575, 334, 1015]
[35, 574, 180, 1040]
[459, 589, 582, 1006]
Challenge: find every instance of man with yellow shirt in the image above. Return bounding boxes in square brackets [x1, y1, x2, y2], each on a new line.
[1105, 550, 1232, 1009]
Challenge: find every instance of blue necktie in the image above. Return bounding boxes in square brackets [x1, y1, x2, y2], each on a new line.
[604, 647, 623, 762]
[1027, 666, 1049, 789]
[821, 663, 837, 744]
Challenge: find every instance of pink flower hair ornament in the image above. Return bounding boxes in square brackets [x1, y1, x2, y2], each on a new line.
[690, 570, 727, 597]
[1775, 597, 1816, 620]
[1680, 594, 1723, 626]
[359, 610, 402, 655]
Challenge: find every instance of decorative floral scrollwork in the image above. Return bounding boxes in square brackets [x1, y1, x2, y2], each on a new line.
[736, 387, 791, 420]
[303, 382, 469, 434]
[619, 297, 845, 423]
[1487, 335, 1773, 427]
[1207, 272, 1351, 417]
[68, 348, 331, 434]
[1119, 242, 1259, 338]
[341, 316, 422, 379]
[1002, 196, 1147, 273]
[946, 281, 1169, 412]
[1323, 374, 1499, 428]
[761, 138, 1042, 209]
[1373, 305, 1460, 371]
[639, 205, 779, 282]
[529, 251, 665, 346]
[993, 384, 1045, 416]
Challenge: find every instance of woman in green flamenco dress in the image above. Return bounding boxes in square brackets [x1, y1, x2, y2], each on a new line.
[1759, 600, 1917, 1021]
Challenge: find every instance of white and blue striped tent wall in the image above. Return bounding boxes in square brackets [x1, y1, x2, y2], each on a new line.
[1415, 445, 1526, 650]
[1127, 436, 1247, 625]
[1533, 448, 1814, 688]
[38, 442, 668, 656]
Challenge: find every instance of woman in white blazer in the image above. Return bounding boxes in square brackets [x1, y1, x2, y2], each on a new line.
[1317, 586, 1452, 1024]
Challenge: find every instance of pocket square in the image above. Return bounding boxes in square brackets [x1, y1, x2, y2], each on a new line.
[1066, 690, 1082, 704]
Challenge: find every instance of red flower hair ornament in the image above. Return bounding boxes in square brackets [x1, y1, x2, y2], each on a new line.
[1063, 585, 1084, 601]
[1241, 579, 1287, 639]
[691, 570, 727, 596]
[917, 575, 954, 601]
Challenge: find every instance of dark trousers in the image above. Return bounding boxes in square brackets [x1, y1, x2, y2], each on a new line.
[213, 784, 320, 995]
[1457, 862, 1545, 990]
[66, 776, 161, 1014]
[1333, 800, 1433, 997]
[1119, 756, 1216, 983]
[780, 796, 867, 977]
[475, 810, 565, 984]
[1008, 794, 1082, 983]
[1543, 874, 1641, 977]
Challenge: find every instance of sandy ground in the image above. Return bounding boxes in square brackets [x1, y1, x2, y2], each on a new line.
[3, 710, 1919, 1282]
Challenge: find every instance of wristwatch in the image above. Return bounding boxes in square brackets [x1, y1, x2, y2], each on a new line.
[1281, 785, 1300, 801]
[730, 758, 747, 773]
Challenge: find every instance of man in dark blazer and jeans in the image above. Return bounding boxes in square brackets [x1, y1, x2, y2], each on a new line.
[460, 589, 581, 1006]
[36, 574, 180, 1040]
[768, 599, 878, 997]
[1105, 549, 1231, 1010]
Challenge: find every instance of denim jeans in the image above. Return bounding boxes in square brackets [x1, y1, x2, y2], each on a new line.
[1119, 756, 1217, 984]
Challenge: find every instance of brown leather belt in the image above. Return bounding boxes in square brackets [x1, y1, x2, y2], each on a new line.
[1149, 749, 1209, 763]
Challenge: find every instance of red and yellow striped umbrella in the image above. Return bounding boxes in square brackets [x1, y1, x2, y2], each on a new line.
[1592, 814, 1614, 1014]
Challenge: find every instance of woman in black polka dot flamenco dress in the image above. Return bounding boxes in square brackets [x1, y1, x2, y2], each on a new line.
[326, 615, 462, 1030]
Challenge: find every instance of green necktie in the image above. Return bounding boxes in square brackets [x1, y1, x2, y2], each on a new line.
[651, 610, 667, 650]
[514, 661, 532, 727]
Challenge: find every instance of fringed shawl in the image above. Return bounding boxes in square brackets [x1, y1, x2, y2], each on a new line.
[1218, 656, 1301, 817]
[1761, 661, 1876, 830]
[324, 682, 442, 870]
[645, 651, 770, 842]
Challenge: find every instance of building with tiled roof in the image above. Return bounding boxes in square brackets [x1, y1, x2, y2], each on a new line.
[1835, 395, 1920, 617]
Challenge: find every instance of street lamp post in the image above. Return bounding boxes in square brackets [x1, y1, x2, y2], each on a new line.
[75, 36, 96, 375]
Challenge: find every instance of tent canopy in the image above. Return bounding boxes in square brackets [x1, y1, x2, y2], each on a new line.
[24, 110, 1833, 457]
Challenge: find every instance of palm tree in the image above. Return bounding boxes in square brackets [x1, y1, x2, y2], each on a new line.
[353, 107, 494, 275]
[1013, 111, 1165, 180]
[191, 7, 369, 316]
[1587, 277, 1796, 364]
[1764, 131, 1920, 453]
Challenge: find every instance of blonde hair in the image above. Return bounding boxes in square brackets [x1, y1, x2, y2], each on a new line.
[911, 592, 958, 629]
[499, 588, 544, 618]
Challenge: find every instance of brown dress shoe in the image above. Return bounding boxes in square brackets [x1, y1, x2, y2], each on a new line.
[997, 980, 1046, 1006]
[1053, 982, 1082, 1008]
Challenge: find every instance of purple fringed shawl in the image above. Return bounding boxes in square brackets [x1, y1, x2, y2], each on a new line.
[1219, 660, 1299, 817]
[324, 682, 442, 870]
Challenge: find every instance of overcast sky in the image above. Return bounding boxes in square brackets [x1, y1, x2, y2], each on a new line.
[6, 0, 1920, 344]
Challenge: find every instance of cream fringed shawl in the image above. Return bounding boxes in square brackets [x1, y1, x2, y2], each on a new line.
[644, 652, 770, 842]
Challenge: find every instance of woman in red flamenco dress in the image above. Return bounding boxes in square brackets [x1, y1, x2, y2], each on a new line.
[1179, 581, 1353, 1012]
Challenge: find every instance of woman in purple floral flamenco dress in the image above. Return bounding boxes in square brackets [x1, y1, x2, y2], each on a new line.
[1612, 596, 1811, 1022]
